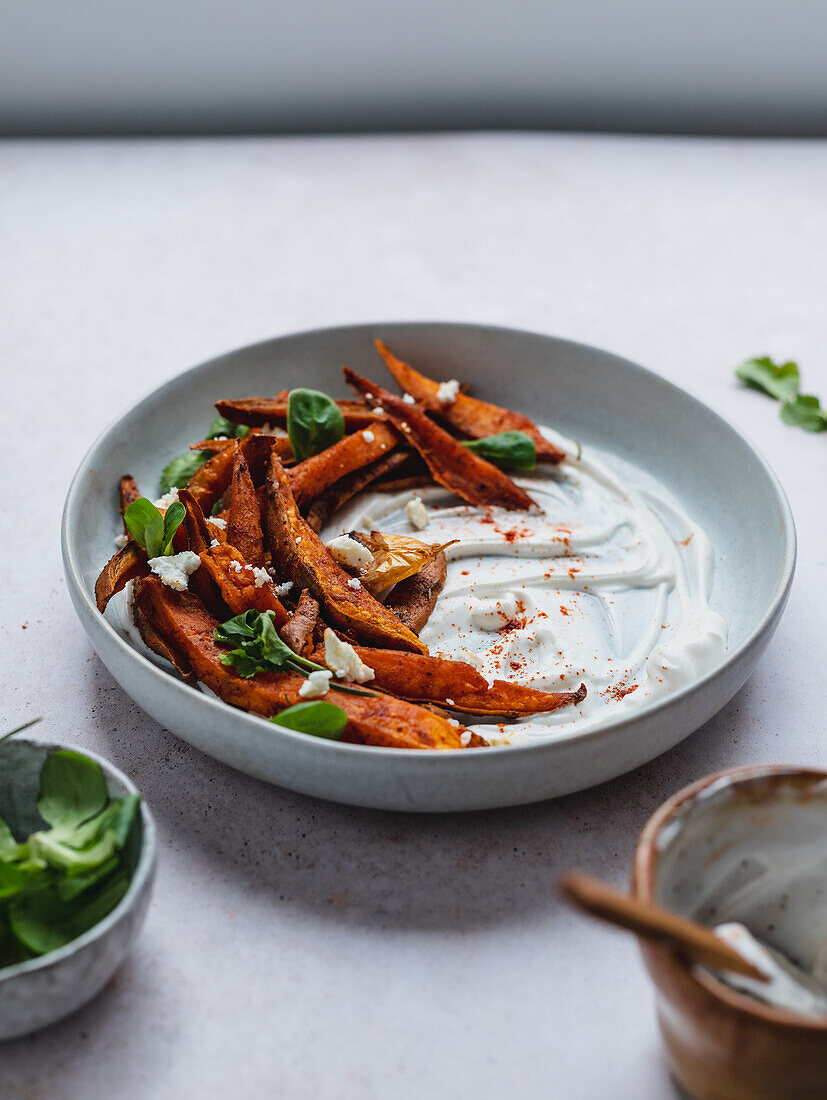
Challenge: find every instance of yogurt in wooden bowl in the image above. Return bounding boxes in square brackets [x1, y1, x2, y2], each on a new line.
[634, 765, 827, 1100]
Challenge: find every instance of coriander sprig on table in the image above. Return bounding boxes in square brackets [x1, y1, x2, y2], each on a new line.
[736, 357, 826, 432]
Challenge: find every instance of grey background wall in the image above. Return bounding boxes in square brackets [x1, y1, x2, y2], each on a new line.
[1, 0, 826, 136]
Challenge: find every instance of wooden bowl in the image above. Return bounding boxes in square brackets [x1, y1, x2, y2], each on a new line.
[633, 765, 827, 1100]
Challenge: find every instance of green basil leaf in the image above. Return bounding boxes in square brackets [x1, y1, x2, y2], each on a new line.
[735, 357, 800, 402]
[0, 817, 22, 861]
[461, 430, 536, 470]
[159, 451, 211, 496]
[287, 389, 345, 461]
[206, 416, 249, 441]
[0, 860, 49, 902]
[37, 751, 109, 832]
[124, 497, 165, 557]
[56, 856, 120, 901]
[9, 871, 130, 956]
[780, 393, 827, 432]
[270, 702, 347, 740]
[160, 501, 186, 555]
[108, 794, 141, 851]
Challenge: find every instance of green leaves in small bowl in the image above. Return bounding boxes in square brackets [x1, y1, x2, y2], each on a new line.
[736, 357, 826, 433]
[124, 498, 185, 559]
[0, 750, 142, 967]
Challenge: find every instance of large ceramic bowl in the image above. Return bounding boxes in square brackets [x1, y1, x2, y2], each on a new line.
[0, 739, 156, 1040]
[62, 322, 795, 811]
[634, 765, 827, 1100]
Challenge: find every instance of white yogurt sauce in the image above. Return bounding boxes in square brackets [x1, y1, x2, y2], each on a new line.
[325, 426, 727, 745]
[712, 923, 827, 1019]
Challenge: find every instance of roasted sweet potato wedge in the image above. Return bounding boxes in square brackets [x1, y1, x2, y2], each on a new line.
[94, 541, 148, 612]
[288, 422, 400, 511]
[132, 578, 195, 682]
[119, 476, 141, 529]
[190, 434, 293, 461]
[375, 340, 565, 464]
[185, 434, 279, 512]
[305, 450, 411, 534]
[227, 439, 265, 565]
[198, 543, 290, 624]
[264, 450, 428, 654]
[321, 645, 587, 717]
[383, 551, 447, 634]
[215, 397, 385, 430]
[135, 579, 478, 749]
[343, 368, 537, 512]
[279, 590, 319, 657]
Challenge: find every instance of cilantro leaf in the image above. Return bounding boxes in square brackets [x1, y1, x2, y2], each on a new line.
[735, 357, 800, 402]
[780, 394, 827, 433]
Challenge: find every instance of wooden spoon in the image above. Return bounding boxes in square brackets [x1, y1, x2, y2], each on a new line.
[559, 870, 768, 982]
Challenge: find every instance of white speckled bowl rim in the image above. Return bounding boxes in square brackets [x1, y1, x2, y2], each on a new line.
[0, 739, 156, 984]
[61, 322, 796, 811]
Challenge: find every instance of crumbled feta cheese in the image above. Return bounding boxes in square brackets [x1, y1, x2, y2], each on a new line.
[295, 537, 302, 544]
[114, 533, 128, 549]
[436, 379, 460, 405]
[402, 392, 416, 405]
[273, 580, 294, 596]
[405, 497, 429, 530]
[229, 559, 243, 572]
[459, 649, 484, 671]
[210, 539, 220, 548]
[447, 718, 460, 728]
[327, 534, 373, 571]
[446, 698, 455, 706]
[210, 516, 227, 529]
[147, 551, 201, 592]
[362, 429, 375, 443]
[298, 670, 333, 699]
[460, 730, 472, 746]
[213, 435, 228, 441]
[251, 566, 270, 588]
[347, 577, 362, 589]
[323, 628, 374, 683]
[153, 488, 180, 510]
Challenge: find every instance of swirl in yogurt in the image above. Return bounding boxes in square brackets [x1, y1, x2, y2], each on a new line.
[325, 427, 728, 745]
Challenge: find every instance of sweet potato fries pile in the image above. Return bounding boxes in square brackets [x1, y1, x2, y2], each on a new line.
[94, 342, 585, 750]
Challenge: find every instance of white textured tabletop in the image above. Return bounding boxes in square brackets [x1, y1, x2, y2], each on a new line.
[1, 133, 825, 1099]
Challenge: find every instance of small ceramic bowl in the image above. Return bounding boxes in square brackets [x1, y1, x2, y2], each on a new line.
[0, 739, 156, 1040]
[634, 765, 827, 1100]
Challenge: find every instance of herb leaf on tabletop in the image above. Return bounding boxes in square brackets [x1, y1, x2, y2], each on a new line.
[780, 394, 827, 433]
[736, 357, 801, 402]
